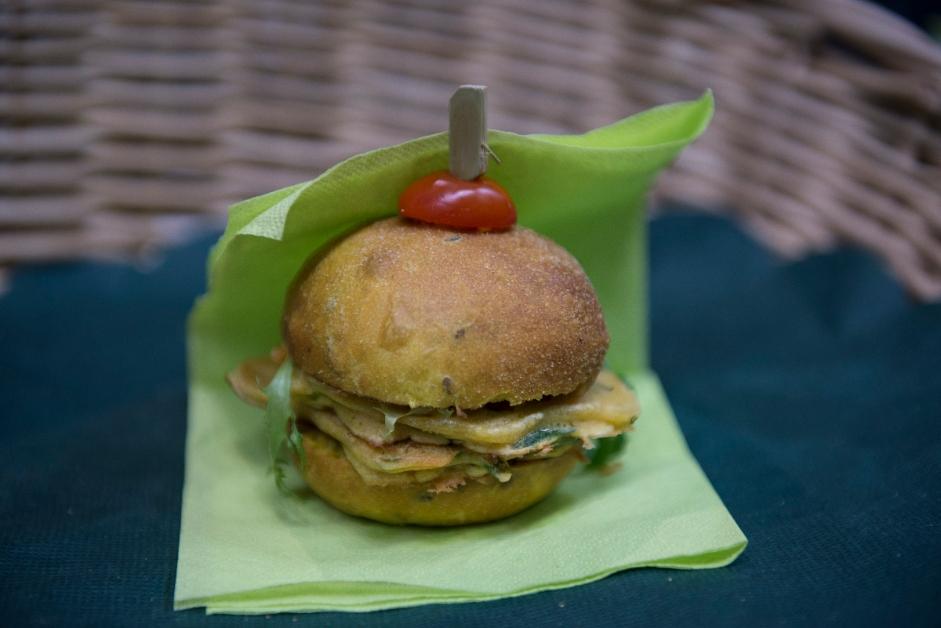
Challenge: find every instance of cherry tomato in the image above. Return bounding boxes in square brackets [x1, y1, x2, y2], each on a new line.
[399, 170, 516, 230]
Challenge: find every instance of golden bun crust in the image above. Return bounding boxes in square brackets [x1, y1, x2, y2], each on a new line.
[300, 427, 579, 526]
[283, 217, 609, 409]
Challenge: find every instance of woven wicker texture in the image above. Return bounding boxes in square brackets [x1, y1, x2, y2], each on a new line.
[2, 0, 940, 298]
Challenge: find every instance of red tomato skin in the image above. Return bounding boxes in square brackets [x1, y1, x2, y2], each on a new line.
[399, 171, 516, 230]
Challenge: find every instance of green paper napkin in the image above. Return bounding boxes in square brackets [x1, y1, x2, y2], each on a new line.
[175, 91, 746, 614]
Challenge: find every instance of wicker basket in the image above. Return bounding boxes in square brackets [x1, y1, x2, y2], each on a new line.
[2, 0, 940, 298]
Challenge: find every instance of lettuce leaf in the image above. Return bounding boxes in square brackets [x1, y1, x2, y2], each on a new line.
[512, 425, 576, 449]
[586, 434, 627, 470]
[263, 358, 305, 492]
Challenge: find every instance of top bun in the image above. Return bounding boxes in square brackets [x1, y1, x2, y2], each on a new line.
[283, 217, 608, 409]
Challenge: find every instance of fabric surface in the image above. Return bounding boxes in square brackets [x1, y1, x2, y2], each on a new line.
[174, 93, 748, 613]
[1, 213, 939, 625]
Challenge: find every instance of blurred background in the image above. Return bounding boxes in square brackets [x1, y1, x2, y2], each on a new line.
[2, 0, 939, 297]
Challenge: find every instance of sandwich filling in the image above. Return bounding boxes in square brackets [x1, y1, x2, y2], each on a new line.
[228, 347, 639, 493]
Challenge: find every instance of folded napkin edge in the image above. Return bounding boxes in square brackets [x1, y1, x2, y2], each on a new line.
[177, 537, 746, 615]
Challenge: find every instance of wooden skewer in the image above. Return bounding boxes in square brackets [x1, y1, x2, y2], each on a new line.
[448, 85, 488, 180]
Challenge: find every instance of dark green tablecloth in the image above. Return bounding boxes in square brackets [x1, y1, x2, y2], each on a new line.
[2, 213, 939, 626]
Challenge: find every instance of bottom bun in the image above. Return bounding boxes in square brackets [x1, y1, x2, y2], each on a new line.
[299, 427, 579, 526]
